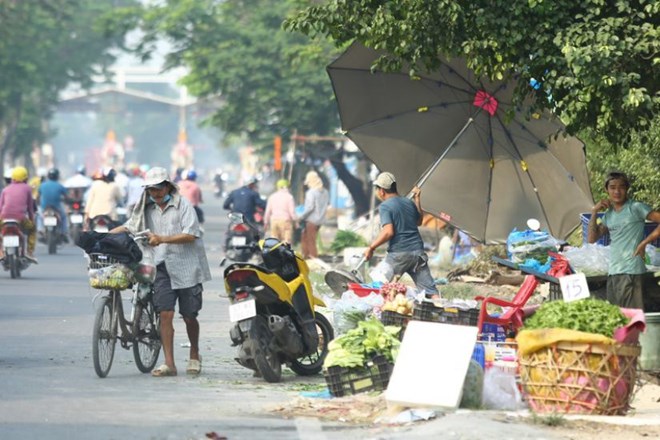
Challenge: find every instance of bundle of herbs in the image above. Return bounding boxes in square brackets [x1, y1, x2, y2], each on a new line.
[523, 298, 629, 338]
[329, 230, 369, 254]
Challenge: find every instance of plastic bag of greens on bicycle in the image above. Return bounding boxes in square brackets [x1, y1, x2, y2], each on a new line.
[133, 240, 156, 284]
[89, 264, 134, 290]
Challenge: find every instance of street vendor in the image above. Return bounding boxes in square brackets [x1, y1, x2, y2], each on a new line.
[588, 171, 660, 309]
[363, 172, 439, 299]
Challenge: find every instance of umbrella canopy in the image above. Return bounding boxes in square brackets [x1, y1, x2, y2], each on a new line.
[328, 43, 594, 243]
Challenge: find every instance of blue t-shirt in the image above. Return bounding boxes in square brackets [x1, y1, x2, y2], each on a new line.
[39, 180, 67, 209]
[379, 196, 424, 253]
[602, 199, 651, 275]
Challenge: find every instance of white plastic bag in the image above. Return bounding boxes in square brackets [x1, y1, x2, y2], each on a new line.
[562, 243, 610, 276]
[332, 290, 384, 334]
[482, 367, 525, 410]
[134, 240, 156, 283]
[369, 260, 393, 283]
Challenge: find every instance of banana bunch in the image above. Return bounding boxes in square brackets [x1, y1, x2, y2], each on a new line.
[382, 293, 414, 316]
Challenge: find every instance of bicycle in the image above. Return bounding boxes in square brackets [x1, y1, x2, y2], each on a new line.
[88, 248, 161, 378]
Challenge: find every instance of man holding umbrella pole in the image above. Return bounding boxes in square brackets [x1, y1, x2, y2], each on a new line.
[363, 172, 440, 299]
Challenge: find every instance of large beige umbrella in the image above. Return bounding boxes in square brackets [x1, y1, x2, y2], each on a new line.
[328, 43, 594, 243]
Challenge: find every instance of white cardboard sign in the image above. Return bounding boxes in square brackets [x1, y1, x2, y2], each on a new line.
[385, 320, 478, 409]
[559, 273, 590, 302]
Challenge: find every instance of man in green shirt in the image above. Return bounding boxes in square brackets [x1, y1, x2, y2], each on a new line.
[588, 171, 660, 309]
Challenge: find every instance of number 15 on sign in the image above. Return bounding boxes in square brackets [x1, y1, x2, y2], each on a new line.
[559, 273, 590, 302]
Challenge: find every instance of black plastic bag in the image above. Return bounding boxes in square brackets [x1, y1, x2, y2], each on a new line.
[76, 231, 143, 264]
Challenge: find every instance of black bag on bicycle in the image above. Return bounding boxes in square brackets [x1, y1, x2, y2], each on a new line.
[76, 231, 143, 264]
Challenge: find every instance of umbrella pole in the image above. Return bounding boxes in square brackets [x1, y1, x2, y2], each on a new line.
[410, 117, 475, 196]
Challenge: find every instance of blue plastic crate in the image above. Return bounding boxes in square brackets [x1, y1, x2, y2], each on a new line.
[580, 213, 660, 247]
[480, 322, 507, 342]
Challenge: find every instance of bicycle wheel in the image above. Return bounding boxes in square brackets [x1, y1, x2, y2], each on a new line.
[92, 295, 117, 378]
[132, 301, 161, 373]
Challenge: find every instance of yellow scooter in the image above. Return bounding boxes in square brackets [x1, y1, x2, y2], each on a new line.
[223, 215, 334, 382]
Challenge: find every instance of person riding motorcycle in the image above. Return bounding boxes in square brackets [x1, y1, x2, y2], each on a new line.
[84, 168, 124, 230]
[223, 178, 266, 225]
[38, 168, 69, 241]
[178, 169, 204, 224]
[0, 167, 38, 263]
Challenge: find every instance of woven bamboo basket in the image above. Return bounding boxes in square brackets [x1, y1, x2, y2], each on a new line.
[518, 341, 640, 415]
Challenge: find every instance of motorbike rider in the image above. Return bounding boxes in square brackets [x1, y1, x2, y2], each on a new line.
[84, 168, 123, 230]
[0, 167, 38, 263]
[223, 177, 266, 225]
[38, 168, 69, 241]
[125, 163, 145, 216]
[63, 165, 92, 210]
[178, 169, 204, 224]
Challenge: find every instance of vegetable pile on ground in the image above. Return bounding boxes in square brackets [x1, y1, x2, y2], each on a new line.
[329, 229, 368, 253]
[523, 298, 629, 338]
[323, 318, 401, 369]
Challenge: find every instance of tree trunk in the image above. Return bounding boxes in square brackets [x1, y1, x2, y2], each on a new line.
[328, 157, 370, 217]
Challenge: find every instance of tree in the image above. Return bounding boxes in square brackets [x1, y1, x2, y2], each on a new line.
[0, 0, 138, 182]
[285, 0, 660, 144]
[137, 0, 371, 214]
[584, 116, 660, 209]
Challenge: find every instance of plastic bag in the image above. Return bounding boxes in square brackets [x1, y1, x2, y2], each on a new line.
[561, 243, 610, 276]
[133, 241, 156, 284]
[482, 367, 525, 410]
[646, 244, 660, 267]
[369, 260, 393, 283]
[332, 290, 384, 335]
[507, 229, 560, 264]
[460, 360, 484, 409]
[89, 264, 134, 290]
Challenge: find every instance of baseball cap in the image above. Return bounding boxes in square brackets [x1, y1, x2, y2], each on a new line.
[373, 172, 396, 190]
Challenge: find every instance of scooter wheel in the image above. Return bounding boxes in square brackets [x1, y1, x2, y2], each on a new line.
[250, 316, 282, 383]
[289, 312, 334, 376]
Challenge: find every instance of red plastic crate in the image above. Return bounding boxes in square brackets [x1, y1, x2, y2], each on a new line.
[348, 282, 381, 297]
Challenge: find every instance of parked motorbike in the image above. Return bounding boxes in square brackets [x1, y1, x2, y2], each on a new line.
[68, 200, 85, 245]
[42, 207, 64, 254]
[1, 219, 32, 278]
[224, 212, 261, 263]
[223, 214, 333, 383]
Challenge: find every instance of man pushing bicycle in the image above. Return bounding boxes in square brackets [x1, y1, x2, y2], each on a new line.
[112, 167, 211, 377]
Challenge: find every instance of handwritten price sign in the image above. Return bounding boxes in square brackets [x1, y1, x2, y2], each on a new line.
[559, 273, 590, 302]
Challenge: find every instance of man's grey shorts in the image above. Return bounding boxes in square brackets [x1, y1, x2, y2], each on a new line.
[153, 263, 203, 318]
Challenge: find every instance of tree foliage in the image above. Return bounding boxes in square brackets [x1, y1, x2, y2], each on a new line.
[285, 0, 660, 144]
[0, 0, 137, 176]
[138, 0, 339, 145]
[584, 116, 660, 209]
[136, 0, 372, 214]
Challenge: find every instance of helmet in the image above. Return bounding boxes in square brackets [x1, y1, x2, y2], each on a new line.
[92, 169, 104, 180]
[11, 166, 28, 182]
[186, 170, 197, 181]
[276, 179, 289, 189]
[47, 168, 60, 181]
[76, 165, 86, 175]
[102, 167, 116, 182]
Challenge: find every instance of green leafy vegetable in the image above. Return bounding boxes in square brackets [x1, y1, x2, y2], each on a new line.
[329, 230, 368, 253]
[323, 318, 401, 369]
[523, 298, 629, 338]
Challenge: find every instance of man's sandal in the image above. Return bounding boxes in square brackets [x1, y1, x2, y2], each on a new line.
[186, 356, 202, 375]
[152, 364, 177, 377]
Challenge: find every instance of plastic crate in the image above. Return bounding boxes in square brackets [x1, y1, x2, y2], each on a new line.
[380, 310, 410, 339]
[323, 355, 394, 397]
[347, 282, 381, 297]
[411, 301, 479, 326]
[581, 213, 660, 247]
